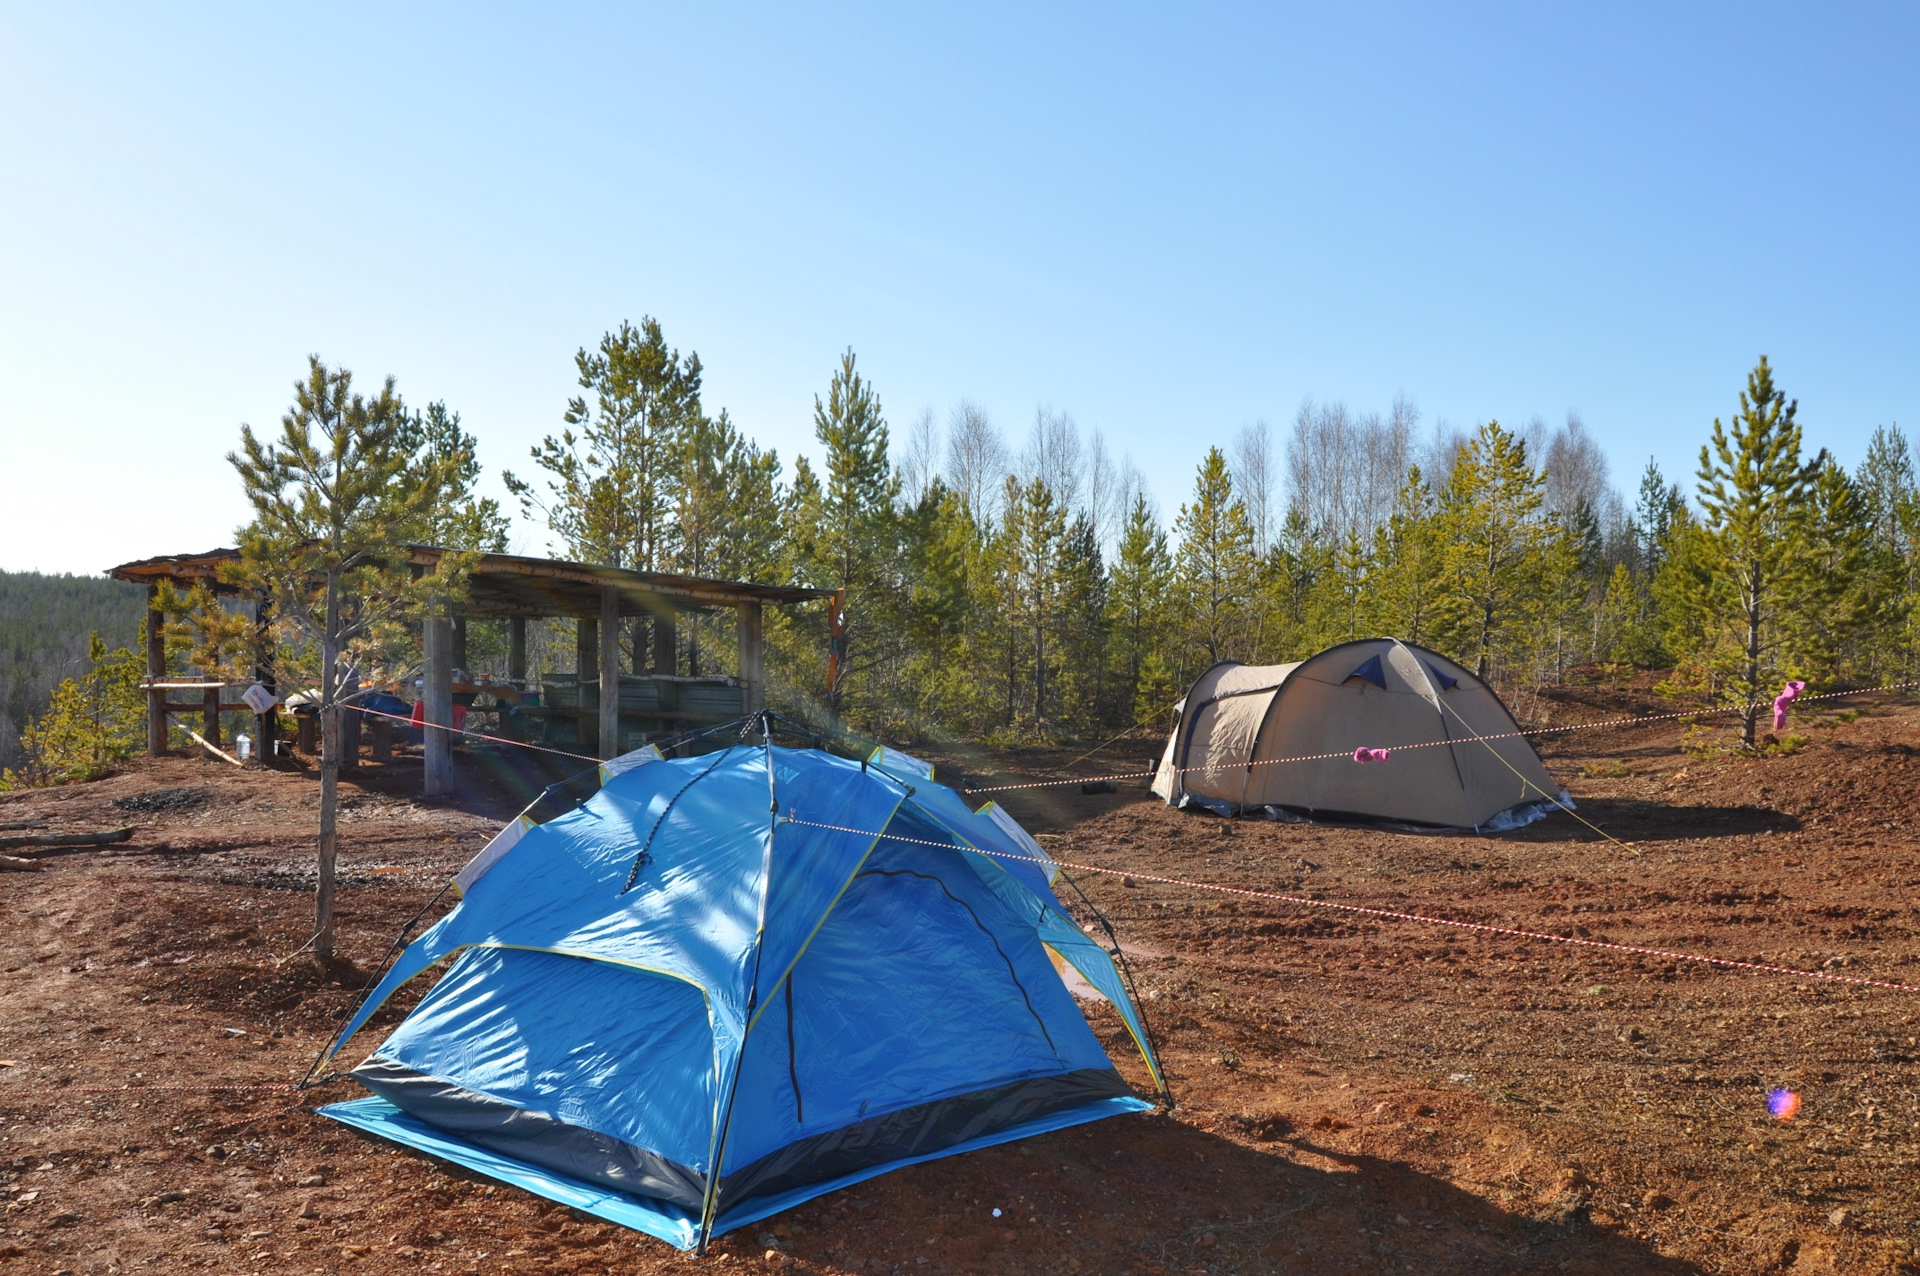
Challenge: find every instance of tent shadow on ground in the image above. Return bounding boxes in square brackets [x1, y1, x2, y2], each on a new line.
[686, 1109, 1708, 1274]
[1504, 800, 1800, 844]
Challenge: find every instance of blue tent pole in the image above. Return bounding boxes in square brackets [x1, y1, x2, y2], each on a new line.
[695, 713, 782, 1253]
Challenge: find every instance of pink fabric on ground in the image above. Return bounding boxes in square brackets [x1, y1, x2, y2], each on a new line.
[1772, 680, 1807, 730]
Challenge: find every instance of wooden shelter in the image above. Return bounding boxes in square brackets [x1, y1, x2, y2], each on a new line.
[108, 547, 827, 793]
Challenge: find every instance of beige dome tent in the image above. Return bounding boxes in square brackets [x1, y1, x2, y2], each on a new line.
[1151, 638, 1566, 831]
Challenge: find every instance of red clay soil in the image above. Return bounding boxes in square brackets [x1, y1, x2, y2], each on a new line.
[2, 685, 1918, 1275]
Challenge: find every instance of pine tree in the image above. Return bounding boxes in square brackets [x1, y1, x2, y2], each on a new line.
[1803, 452, 1870, 677]
[1649, 503, 1711, 684]
[1595, 563, 1639, 665]
[1437, 421, 1557, 681]
[1107, 493, 1173, 723]
[666, 409, 785, 673]
[1172, 448, 1257, 667]
[399, 402, 512, 552]
[784, 350, 901, 725]
[766, 456, 829, 716]
[1054, 513, 1109, 727]
[1689, 356, 1822, 748]
[1367, 466, 1442, 646]
[1327, 528, 1372, 642]
[897, 483, 988, 732]
[1633, 459, 1686, 577]
[1262, 504, 1322, 659]
[1547, 501, 1597, 677]
[1604, 459, 1687, 666]
[505, 318, 701, 570]
[997, 477, 1068, 727]
[226, 357, 470, 960]
[1, 631, 144, 788]
[811, 350, 899, 593]
[689, 412, 775, 620]
[1857, 425, 1920, 676]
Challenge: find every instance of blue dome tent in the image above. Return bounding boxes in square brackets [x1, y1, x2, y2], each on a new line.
[314, 721, 1165, 1252]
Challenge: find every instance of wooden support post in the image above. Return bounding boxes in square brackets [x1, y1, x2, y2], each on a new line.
[452, 617, 468, 674]
[577, 615, 600, 756]
[202, 685, 221, 749]
[424, 613, 454, 796]
[599, 587, 621, 759]
[653, 609, 676, 676]
[369, 713, 392, 762]
[146, 589, 167, 756]
[737, 601, 764, 714]
[254, 594, 277, 761]
[297, 713, 318, 755]
[508, 617, 527, 684]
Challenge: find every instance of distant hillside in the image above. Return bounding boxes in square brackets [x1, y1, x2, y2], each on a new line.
[0, 570, 147, 769]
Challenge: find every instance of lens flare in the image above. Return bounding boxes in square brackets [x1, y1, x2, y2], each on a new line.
[1767, 1088, 1801, 1120]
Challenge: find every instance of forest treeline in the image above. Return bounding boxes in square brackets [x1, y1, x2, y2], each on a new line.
[501, 324, 1920, 750]
[9, 322, 1919, 782]
[0, 572, 145, 772]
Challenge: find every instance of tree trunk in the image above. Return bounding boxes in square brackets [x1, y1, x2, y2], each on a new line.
[1005, 621, 1016, 729]
[316, 700, 339, 962]
[1478, 602, 1494, 680]
[1033, 608, 1045, 723]
[146, 591, 168, 757]
[1743, 558, 1763, 750]
[314, 576, 341, 964]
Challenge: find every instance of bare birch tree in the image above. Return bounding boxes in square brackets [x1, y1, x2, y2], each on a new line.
[945, 400, 1009, 526]
[1021, 407, 1084, 515]
[1286, 398, 1412, 545]
[1231, 419, 1276, 556]
[1084, 427, 1121, 549]
[898, 407, 940, 507]
[1542, 413, 1611, 519]
[1421, 419, 1472, 493]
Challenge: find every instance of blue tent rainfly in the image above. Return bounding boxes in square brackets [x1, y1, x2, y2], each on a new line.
[316, 738, 1165, 1251]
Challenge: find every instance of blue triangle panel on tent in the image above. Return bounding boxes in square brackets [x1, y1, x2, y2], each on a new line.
[1423, 661, 1460, 690]
[1344, 654, 1387, 688]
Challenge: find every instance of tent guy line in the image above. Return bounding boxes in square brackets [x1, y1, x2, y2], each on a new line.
[0, 1077, 350, 1132]
[960, 678, 1920, 796]
[1430, 694, 1641, 857]
[777, 816, 1920, 997]
[350, 703, 603, 764]
[324, 679, 1914, 801]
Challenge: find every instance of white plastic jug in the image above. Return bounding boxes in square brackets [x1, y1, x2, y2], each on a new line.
[236, 732, 252, 761]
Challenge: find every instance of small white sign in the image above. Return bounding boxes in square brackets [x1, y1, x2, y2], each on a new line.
[240, 683, 278, 715]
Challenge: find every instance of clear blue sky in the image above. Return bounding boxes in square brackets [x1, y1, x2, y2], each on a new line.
[3, 4, 1915, 574]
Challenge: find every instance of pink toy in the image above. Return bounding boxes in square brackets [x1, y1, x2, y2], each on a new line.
[1352, 747, 1391, 763]
[1772, 680, 1807, 730]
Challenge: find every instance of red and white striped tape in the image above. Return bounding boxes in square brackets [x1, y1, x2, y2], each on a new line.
[781, 816, 1920, 996]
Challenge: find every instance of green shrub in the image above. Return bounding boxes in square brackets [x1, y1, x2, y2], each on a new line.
[1, 631, 145, 787]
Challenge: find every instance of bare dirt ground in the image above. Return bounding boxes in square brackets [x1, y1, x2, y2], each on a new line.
[2, 684, 1918, 1275]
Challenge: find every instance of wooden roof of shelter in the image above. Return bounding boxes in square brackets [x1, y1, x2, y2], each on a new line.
[108, 546, 829, 618]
